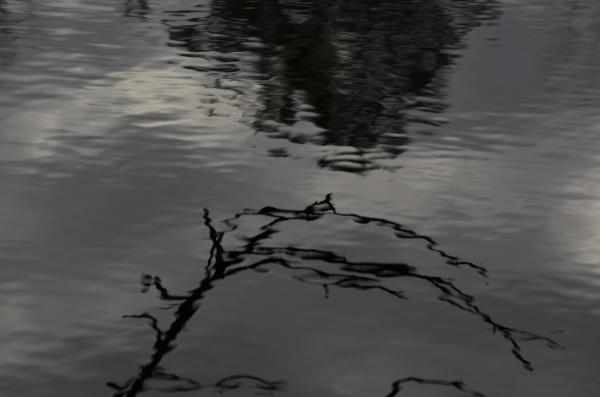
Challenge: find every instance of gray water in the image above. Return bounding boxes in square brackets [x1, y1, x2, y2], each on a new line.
[1, 0, 600, 396]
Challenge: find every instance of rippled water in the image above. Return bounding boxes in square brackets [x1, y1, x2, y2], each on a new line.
[1, 0, 600, 396]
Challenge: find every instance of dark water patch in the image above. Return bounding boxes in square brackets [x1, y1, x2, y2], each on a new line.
[267, 148, 289, 158]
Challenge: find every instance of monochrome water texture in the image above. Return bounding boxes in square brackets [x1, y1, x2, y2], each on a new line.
[1, 0, 600, 396]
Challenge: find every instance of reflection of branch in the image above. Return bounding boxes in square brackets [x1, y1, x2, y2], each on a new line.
[225, 250, 558, 371]
[385, 377, 486, 397]
[215, 374, 285, 391]
[139, 275, 189, 301]
[107, 373, 283, 395]
[123, 313, 164, 347]
[110, 195, 561, 396]
[221, 195, 560, 370]
[109, 210, 284, 396]
[224, 194, 488, 276]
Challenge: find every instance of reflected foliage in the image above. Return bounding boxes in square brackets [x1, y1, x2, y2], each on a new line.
[163, 0, 500, 172]
[109, 196, 560, 396]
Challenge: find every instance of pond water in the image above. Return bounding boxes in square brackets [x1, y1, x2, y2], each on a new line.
[1, 0, 599, 396]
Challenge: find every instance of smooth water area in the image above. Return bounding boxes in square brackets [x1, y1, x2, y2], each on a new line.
[1, 0, 600, 396]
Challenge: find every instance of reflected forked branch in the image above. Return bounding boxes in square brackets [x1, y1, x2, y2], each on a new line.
[221, 195, 560, 370]
[109, 195, 561, 396]
[107, 372, 282, 395]
[223, 194, 488, 276]
[385, 377, 486, 397]
[108, 210, 284, 396]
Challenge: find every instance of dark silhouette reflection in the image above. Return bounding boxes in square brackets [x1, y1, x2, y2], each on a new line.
[109, 196, 560, 396]
[163, 0, 500, 171]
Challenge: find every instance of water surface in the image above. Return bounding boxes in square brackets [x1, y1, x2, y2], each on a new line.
[1, 0, 600, 396]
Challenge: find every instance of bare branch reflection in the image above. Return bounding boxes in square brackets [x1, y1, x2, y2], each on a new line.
[109, 195, 560, 396]
[385, 377, 486, 397]
[108, 373, 283, 395]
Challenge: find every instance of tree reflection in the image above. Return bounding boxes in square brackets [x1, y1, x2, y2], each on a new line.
[108, 195, 560, 396]
[163, 0, 500, 172]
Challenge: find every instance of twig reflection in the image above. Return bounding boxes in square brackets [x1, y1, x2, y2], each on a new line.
[109, 195, 560, 396]
[385, 377, 486, 397]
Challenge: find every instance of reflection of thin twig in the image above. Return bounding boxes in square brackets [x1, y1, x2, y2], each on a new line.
[110, 195, 561, 396]
[123, 313, 164, 347]
[151, 276, 188, 301]
[222, 195, 561, 370]
[215, 374, 285, 391]
[224, 194, 488, 276]
[385, 377, 486, 397]
[107, 372, 282, 395]
[109, 210, 284, 396]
